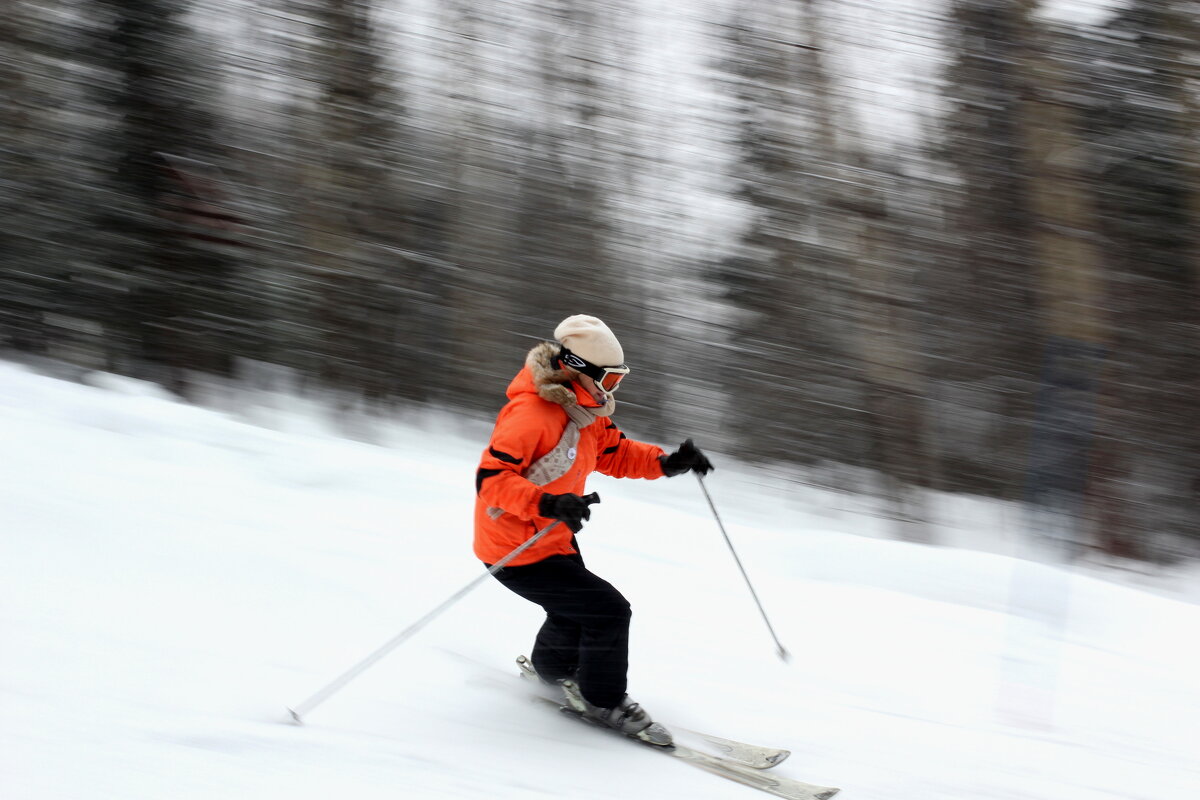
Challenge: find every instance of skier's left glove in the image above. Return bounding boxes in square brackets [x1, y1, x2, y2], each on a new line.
[660, 439, 713, 477]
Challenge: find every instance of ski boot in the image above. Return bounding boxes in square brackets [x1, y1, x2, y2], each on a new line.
[559, 679, 673, 747]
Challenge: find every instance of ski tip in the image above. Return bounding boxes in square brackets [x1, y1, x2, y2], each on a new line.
[286, 708, 304, 726]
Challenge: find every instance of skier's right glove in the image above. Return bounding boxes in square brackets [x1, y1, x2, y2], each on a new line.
[538, 492, 597, 533]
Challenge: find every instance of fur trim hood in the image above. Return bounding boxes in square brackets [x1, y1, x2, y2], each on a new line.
[521, 341, 616, 417]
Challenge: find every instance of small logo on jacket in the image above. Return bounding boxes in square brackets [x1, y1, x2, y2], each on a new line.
[567, 447, 577, 460]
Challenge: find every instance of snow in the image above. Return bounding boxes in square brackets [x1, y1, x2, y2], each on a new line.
[2, 358, 1198, 800]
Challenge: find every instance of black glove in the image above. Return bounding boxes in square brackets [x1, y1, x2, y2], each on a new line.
[660, 439, 713, 477]
[538, 492, 600, 533]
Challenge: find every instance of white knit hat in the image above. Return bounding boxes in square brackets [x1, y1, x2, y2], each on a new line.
[554, 315, 624, 367]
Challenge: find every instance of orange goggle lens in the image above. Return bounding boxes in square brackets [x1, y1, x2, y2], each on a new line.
[600, 370, 626, 392]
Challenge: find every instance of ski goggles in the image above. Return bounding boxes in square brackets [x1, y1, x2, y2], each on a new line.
[559, 348, 630, 393]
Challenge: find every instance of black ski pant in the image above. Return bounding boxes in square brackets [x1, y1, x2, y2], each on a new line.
[488, 549, 631, 709]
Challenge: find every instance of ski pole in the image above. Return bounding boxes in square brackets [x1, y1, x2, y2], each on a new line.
[287, 492, 600, 723]
[695, 473, 790, 662]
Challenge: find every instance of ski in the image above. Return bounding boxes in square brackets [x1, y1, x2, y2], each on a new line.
[516, 657, 838, 800]
[681, 728, 791, 770]
[664, 742, 840, 800]
[516, 655, 789, 770]
[537, 694, 838, 800]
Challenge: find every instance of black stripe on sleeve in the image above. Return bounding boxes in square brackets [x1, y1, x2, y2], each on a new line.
[476, 467, 502, 494]
[602, 445, 620, 455]
[488, 447, 522, 465]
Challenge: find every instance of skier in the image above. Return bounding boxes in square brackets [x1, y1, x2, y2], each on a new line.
[474, 314, 712, 742]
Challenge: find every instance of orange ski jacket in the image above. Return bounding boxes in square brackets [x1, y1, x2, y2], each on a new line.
[473, 342, 666, 566]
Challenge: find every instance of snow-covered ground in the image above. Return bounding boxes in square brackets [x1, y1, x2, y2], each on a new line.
[1, 358, 1197, 800]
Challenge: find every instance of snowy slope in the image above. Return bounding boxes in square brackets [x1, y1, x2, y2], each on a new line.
[1, 359, 1197, 800]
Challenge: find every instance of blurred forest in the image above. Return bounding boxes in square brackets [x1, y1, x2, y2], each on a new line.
[2, 0, 1197, 561]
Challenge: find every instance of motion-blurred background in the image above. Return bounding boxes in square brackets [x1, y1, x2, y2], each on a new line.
[3, 0, 1197, 563]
